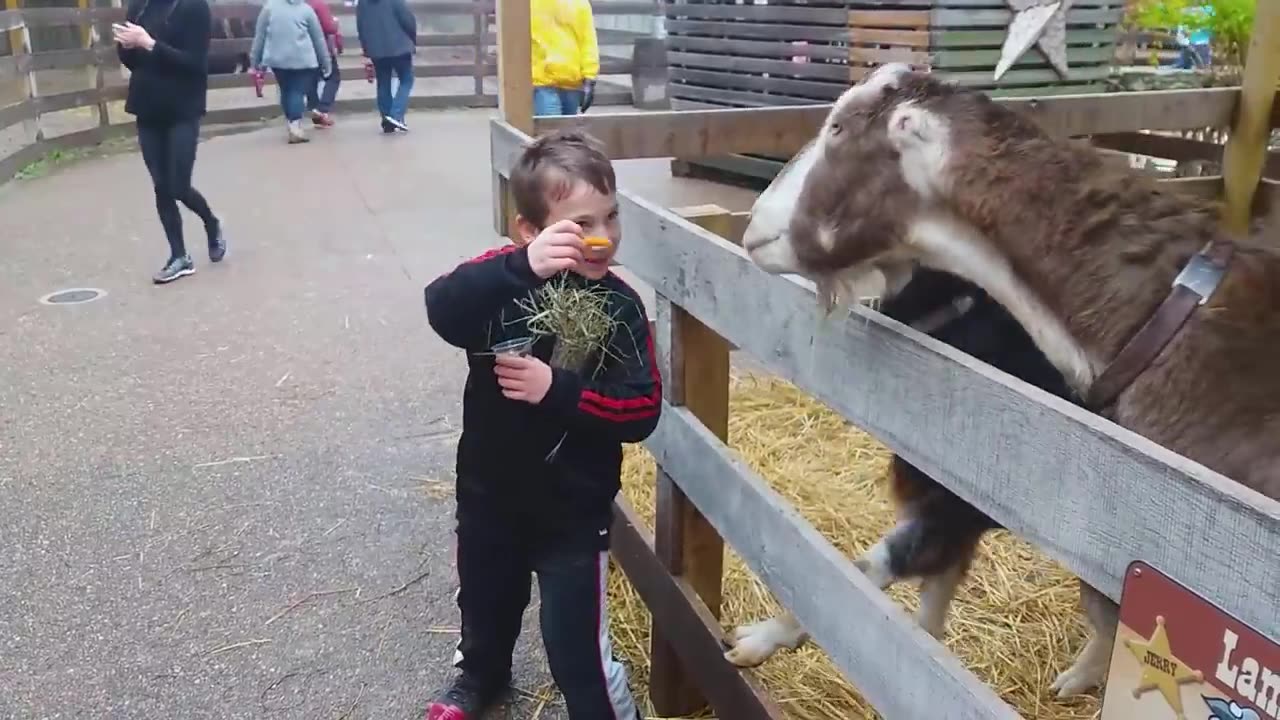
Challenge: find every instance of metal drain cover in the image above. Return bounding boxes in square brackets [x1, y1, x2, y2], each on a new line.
[39, 288, 107, 305]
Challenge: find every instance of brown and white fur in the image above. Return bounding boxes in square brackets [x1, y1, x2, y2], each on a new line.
[733, 63, 1280, 696]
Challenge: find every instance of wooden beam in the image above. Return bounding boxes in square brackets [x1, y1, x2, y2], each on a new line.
[1219, 0, 1280, 233]
[612, 192, 1280, 639]
[493, 0, 530, 238]
[495, 0, 531, 135]
[529, 88, 1241, 161]
[648, 207, 733, 716]
[647, 405, 1023, 719]
[609, 498, 785, 720]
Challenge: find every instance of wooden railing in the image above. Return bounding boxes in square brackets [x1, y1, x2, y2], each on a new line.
[489, 83, 1280, 717]
[0, 0, 656, 181]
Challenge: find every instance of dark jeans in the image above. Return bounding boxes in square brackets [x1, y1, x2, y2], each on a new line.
[306, 65, 340, 114]
[372, 53, 413, 122]
[136, 119, 215, 261]
[533, 86, 583, 117]
[272, 67, 313, 122]
[453, 497, 637, 719]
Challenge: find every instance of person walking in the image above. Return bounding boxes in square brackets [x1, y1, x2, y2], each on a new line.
[304, 0, 343, 127]
[114, 0, 226, 285]
[530, 0, 598, 117]
[355, 0, 416, 133]
[250, 0, 333, 143]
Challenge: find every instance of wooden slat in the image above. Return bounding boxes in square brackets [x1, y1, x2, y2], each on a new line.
[665, 4, 848, 24]
[848, 26, 930, 46]
[0, 137, 48, 182]
[665, 19, 850, 43]
[609, 498, 785, 720]
[931, 6, 1122, 26]
[1090, 133, 1280, 179]
[0, 98, 35, 132]
[940, 65, 1110, 88]
[932, 44, 1114, 69]
[668, 51, 850, 82]
[850, 44, 930, 65]
[670, 67, 843, 100]
[932, 27, 1116, 47]
[647, 405, 1023, 720]
[665, 35, 852, 62]
[848, 9, 931, 28]
[517, 89, 1241, 163]
[670, 84, 818, 107]
[610, 192, 1280, 639]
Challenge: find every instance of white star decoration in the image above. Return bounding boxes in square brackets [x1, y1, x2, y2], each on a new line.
[994, 0, 1073, 81]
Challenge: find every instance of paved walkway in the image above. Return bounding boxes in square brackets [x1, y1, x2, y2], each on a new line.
[0, 108, 754, 719]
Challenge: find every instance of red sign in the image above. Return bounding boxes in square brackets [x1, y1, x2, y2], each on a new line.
[1101, 561, 1279, 720]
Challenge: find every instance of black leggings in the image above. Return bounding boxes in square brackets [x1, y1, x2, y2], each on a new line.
[137, 120, 215, 260]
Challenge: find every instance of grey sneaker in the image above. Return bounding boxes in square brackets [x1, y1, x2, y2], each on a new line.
[207, 217, 226, 263]
[153, 255, 194, 284]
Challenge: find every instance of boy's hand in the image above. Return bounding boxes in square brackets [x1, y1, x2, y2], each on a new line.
[526, 220, 586, 279]
[494, 354, 554, 404]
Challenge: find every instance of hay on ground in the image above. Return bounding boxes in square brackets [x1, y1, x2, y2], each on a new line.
[609, 373, 1104, 720]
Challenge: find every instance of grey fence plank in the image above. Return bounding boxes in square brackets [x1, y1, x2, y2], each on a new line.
[612, 192, 1280, 641]
[648, 405, 1023, 720]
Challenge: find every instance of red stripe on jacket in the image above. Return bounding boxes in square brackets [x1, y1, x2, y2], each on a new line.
[577, 332, 661, 421]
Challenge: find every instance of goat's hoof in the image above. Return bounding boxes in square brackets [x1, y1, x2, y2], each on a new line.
[1049, 663, 1105, 697]
[722, 622, 780, 668]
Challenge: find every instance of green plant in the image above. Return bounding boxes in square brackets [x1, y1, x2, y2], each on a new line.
[1130, 0, 1256, 68]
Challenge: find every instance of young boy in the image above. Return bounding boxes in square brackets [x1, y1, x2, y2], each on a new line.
[423, 129, 660, 720]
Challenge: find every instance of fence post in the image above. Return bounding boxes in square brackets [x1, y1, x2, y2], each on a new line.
[1219, 0, 1280, 233]
[7, 0, 41, 146]
[493, 0, 531, 239]
[648, 205, 732, 716]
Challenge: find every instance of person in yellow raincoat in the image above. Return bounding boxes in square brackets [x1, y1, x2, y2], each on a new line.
[530, 0, 599, 116]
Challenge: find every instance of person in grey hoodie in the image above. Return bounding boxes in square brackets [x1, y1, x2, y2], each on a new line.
[356, 0, 416, 132]
[251, 0, 333, 143]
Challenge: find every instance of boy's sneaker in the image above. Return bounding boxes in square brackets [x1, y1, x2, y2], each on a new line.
[386, 116, 408, 132]
[425, 673, 501, 720]
[207, 217, 226, 263]
[153, 255, 194, 284]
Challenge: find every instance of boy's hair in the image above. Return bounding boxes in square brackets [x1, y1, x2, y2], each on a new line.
[511, 129, 616, 229]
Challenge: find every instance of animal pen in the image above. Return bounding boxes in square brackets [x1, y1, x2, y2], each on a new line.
[490, 0, 1279, 717]
[0, 0, 658, 182]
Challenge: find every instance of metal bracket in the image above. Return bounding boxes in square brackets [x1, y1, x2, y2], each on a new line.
[1173, 253, 1226, 306]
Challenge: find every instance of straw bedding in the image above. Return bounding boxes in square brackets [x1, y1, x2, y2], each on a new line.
[608, 372, 1105, 720]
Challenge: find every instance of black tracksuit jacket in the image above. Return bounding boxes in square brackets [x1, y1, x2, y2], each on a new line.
[424, 245, 662, 549]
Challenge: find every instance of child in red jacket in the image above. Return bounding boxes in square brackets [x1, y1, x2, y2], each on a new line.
[304, 0, 342, 126]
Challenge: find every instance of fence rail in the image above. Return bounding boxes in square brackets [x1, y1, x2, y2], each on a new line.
[0, 0, 654, 182]
[489, 86, 1280, 717]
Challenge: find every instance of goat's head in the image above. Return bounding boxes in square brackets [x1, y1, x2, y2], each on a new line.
[743, 65, 987, 309]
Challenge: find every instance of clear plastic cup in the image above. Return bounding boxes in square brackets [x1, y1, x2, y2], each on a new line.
[490, 336, 534, 357]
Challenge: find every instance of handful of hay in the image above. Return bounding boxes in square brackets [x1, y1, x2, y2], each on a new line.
[515, 273, 625, 375]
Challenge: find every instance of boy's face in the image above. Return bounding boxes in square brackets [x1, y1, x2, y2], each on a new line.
[518, 179, 620, 281]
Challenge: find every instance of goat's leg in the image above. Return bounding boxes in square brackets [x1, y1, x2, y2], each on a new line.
[723, 534, 900, 668]
[1050, 581, 1119, 697]
[723, 612, 809, 668]
[916, 558, 969, 639]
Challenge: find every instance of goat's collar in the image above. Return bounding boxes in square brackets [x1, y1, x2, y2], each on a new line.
[1085, 238, 1235, 411]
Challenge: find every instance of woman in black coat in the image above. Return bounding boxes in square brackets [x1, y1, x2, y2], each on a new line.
[114, 0, 226, 284]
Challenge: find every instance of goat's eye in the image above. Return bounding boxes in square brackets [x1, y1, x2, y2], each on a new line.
[830, 122, 842, 135]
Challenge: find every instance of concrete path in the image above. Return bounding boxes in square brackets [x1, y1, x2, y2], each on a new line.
[0, 108, 754, 719]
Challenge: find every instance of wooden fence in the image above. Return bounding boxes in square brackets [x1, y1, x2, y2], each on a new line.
[0, 0, 656, 182]
[490, 85, 1280, 717]
[664, 0, 1124, 112]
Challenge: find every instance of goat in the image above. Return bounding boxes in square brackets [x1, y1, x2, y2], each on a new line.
[738, 62, 1280, 696]
[724, 268, 1080, 671]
